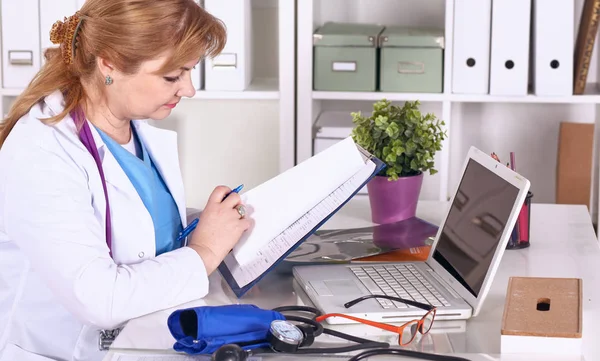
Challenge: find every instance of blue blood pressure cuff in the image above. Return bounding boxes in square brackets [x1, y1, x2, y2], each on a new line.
[167, 304, 286, 354]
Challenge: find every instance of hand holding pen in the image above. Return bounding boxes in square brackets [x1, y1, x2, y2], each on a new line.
[177, 184, 244, 244]
[183, 184, 251, 275]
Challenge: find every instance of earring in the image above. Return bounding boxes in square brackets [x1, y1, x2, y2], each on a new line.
[105, 75, 113, 85]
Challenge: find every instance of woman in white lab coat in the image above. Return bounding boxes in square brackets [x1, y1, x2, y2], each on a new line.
[0, 1, 251, 360]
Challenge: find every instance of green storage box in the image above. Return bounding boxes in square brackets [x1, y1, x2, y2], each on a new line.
[313, 22, 385, 92]
[379, 27, 444, 93]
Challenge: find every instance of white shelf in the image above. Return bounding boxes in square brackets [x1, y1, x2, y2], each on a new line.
[1, 78, 280, 100]
[452, 84, 600, 104]
[312, 89, 600, 104]
[451, 93, 600, 104]
[1, 88, 23, 96]
[192, 78, 279, 100]
[313, 91, 445, 102]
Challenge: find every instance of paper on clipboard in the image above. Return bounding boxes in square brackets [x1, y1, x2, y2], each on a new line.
[223, 160, 377, 287]
[230, 136, 368, 266]
[217, 137, 387, 298]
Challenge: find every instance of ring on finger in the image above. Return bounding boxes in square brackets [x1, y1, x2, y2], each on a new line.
[235, 204, 246, 219]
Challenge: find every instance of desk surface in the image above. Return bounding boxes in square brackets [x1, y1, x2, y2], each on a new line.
[105, 197, 600, 361]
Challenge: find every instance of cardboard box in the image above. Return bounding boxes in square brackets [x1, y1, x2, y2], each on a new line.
[556, 122, 594, 207]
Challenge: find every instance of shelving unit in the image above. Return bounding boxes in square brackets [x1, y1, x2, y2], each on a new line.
[3, 0, 600, 231]
[0, 0, 296, 173]
[296, 0, 600, 228]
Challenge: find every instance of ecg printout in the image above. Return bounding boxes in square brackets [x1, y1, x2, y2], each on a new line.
[230, 137, 367, 266]
[224, 159, 376, 287]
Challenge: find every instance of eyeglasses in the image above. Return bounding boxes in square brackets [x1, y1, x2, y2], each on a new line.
[315, 294, 436, 346]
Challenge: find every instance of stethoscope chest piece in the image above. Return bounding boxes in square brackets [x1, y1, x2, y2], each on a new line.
[267, 320, 304, 352]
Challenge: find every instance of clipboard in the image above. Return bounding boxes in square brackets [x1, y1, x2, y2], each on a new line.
[217, 142, 386, 298]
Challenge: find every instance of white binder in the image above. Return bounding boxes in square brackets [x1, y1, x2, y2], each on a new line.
[1, 0, 41, 89]
[204, 0, 252, 91]
[451, 0, 492, 94]
[191, 0, 204, 90]
[532, 0, 574, 96]
[39, 1, 79, 65]
[190, 0, 204, 90]
[192, 61, 204, 90]
[489, 0, 532, 96]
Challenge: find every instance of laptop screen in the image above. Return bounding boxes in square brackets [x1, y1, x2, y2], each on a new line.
[433, 158, 519, 298]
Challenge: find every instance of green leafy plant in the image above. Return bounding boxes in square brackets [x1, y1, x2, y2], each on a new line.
[351, 99, 447, 181]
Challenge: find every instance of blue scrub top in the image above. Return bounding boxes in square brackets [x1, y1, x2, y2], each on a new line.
[96, 125, 183, 255]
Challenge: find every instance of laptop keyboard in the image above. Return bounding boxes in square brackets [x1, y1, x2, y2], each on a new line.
[349, 264, 451, 309]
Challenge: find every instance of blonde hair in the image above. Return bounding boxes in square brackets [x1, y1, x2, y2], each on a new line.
[0, 0, 226, 147]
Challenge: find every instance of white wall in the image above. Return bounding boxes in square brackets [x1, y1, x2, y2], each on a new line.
[154, 4, 282, 209]
[154, 99, 280, 210]
[448, 103, 597, 204]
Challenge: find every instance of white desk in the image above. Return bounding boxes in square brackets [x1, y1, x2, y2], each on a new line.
[104, 197, 600, 361]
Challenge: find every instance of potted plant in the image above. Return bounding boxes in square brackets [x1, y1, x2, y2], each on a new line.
[351, 99, 447, 224]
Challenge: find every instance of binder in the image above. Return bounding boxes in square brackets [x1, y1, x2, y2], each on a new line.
[489, 0, 532, 96]
[39, 1, 79, 65]
[451, 0, 492, 94]
[532, 0, 574, 96]
[191, 0, 204, 90]
[217, 137, 386, 298]
[203, 0, 252, 91]
[191, 61, 204, 90]
[573, 0, 600, 94]
[1, 0, 41, 89]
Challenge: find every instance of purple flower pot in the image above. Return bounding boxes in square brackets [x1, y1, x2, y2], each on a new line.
[366, 172, 424, 225]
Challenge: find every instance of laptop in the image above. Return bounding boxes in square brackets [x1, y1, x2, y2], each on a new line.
[292, 146, 531, 324]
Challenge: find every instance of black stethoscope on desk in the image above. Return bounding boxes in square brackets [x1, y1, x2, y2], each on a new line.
[211, 305, 472, 361]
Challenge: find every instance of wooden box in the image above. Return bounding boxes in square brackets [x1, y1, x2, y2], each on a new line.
[501, 277, 583, 355]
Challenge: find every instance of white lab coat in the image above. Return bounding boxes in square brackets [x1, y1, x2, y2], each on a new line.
[0, 90, 210, 361]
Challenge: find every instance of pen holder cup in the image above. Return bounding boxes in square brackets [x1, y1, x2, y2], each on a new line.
[506, 191, 533, 250]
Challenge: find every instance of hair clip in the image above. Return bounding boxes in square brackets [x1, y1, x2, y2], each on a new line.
[49, 11, 83, 65]
[71, 17, 84, 63]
